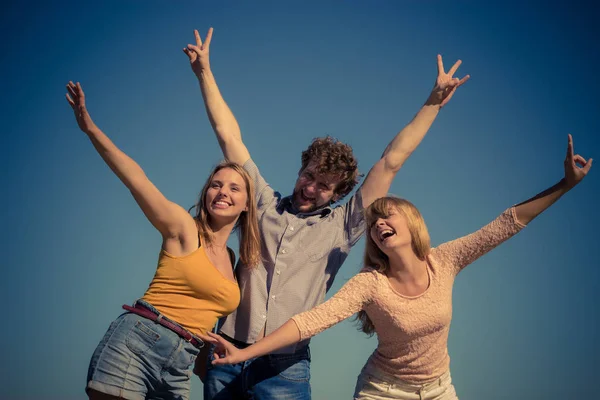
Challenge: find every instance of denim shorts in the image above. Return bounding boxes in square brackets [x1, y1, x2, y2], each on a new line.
[86, 301, 201, 400]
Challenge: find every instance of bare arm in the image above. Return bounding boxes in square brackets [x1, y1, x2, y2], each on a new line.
[360, 55, 470, 208]
[184, 28, 250, 165]
[209, 319, 302, 364]
[514, 134, 592, 224]
[65, 82, 194, 245]
[434, 134, 592, 274]
[207, 271, 377, 364]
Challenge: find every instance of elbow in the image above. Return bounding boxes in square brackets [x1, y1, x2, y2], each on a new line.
[383, 153, 410, 173]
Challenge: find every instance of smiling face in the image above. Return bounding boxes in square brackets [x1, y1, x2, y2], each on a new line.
[204, 167, 249, 223]
[369, 208, 413, 254]
[292, 161, 341, 213]
[364, 197, 431, 264]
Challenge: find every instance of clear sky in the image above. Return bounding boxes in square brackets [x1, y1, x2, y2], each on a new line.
[2, 1, 599, 399]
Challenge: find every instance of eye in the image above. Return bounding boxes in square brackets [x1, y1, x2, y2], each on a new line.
[231, 186, 240, 192]
[319, 183, 329, 191]
[211, 182, 220, 188]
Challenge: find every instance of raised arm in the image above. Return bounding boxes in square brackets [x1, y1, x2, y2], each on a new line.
[65, 82, 195, 247]
[436, 134, 592, 273]
[514, 134, 592, 224]
[360, 55, 470, 208]
[208, 270, 377, 364]
[184, 28, 250, 165]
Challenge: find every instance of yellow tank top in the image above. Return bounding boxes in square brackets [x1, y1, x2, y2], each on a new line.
[141, 244, 240, 337]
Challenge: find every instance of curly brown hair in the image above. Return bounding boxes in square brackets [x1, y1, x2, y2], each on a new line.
[300, 136, 361, 199]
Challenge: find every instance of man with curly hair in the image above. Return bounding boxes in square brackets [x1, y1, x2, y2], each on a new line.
[184, 28, 469, 399]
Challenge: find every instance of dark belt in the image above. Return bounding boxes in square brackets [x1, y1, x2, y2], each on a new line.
[122, 303, 204, 349]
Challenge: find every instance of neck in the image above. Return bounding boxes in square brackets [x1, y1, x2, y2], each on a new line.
[206, 218, 237, 250]
[386, 245, 427, 281]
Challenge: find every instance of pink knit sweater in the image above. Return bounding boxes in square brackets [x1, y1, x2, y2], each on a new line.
[292, 208, 526, 383]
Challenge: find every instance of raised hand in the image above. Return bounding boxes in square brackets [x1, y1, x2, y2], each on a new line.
[184, 28, 213, 77]
[207, 332, 246, 365]
[428, 55, 470, 108]
[65, 81, 98, 133]
[564, 134, 592, 188]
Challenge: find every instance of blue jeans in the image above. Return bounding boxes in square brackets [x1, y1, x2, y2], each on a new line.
[86, 301, 201, 400]
[204, 334, 311, 400]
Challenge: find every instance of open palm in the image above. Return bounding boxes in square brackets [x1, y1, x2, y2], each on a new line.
[65, 81, 97, 133]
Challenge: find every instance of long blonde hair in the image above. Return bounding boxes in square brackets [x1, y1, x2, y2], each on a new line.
[192, 162, 261, 269]
[356, 196, 431, 335]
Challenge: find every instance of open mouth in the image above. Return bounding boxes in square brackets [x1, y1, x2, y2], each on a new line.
[300, 190, 315, 203]
[379, 229, 395, 242]
[212, 200, 232, 209]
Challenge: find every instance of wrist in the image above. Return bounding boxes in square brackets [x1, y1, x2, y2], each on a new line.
[83, 125, 100, 136]
[239, 347, 252, 361]
[560, 177, 577, 191]
[197, 67, 213, 79]
[424, 92, 443, 109]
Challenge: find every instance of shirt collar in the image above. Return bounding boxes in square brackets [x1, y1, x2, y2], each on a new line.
[278, 195, 332, 218]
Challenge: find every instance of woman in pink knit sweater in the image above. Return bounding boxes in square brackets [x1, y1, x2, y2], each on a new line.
[206, 135, 592, 399]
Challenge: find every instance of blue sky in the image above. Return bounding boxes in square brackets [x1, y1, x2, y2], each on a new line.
[2, 1, 599, 399]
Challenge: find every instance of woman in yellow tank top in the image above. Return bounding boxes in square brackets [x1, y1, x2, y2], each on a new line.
[66, 81, 261, 400]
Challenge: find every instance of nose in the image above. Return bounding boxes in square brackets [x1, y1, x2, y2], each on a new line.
[217, 186, 230, 197]
[304, 182, 317, 195]
[375, 218, 386, 227]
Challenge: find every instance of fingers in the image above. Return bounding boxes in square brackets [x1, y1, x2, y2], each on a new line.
[437, 54, 444, 75]
[76, 82, 85, 98]
[583, 158, 593, 173]
[193, 27, 213, 50]
[457, 74, 471, 87]
[65, 93, 75, 108]
[448, 59, 462, 77]
[183, 47, 197, 61]
[194, 29, 202, 47]
[198, 333, 218, 344]
[566, 134, 574, 161]
[212, 357, 229, 366]
[573, 154, 587, 167]
[187, 43, 202, 56]
[204, 27, 213, 49]
[573, 155, 593, 174]
[207, 332, 230, 347]
[66, 81, 78, 99]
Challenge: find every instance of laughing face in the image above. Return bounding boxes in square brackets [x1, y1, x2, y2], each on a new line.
[205, 167, 249, 223]
[369, 207, 413, 254]
[292, 161, 341, 213]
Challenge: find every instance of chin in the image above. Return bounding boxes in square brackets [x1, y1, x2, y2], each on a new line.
[209, 208, 238, 219]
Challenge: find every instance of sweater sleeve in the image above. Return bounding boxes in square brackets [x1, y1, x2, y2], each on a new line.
[291, 269, 377, 340]
[433, 207, 526, 275]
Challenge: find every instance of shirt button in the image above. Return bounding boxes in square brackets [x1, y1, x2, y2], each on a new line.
[276, 269, 281, 275]
[289, 226, 294, 231]
[271, 295, 276, 300]
[262, 314, 266, 319]
[281, 249, 287, 254]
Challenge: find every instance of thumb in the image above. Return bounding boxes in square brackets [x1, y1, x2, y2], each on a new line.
[212, 356, 230, 366]
[183, 48, 197, 62]
[583, 158, 593, 173]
